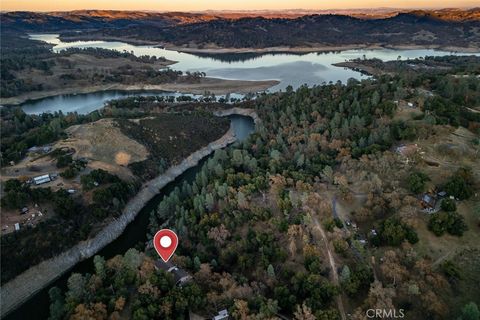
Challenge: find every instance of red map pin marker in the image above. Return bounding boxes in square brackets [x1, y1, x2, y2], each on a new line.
[153, 229, 178, 262]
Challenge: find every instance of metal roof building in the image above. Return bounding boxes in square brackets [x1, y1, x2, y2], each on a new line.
[33, 174, 51, 185]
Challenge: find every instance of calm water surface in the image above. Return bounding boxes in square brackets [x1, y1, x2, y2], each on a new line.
[19, 34, 478, 115]
[31, 34, 479, 91]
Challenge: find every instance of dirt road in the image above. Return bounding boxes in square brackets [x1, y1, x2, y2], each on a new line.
[311, 214, 347, 320]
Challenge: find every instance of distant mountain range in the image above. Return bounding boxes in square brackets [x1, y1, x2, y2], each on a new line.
[1, 8, 479, 50]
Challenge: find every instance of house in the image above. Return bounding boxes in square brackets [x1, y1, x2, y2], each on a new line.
[421, 194, 436, 209]
[14, 223, 20, 231]
[154, 260, 192, 286]
[213, 309, 229, 320]
[437, 191, 447, 198]
[20, 207, 29, 215]
[33, 174, 51, 185]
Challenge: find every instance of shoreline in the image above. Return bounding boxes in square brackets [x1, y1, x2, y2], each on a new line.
[0, 108, 258, 317]
[166, 43, 480, 54]
[57, 35, 480, 54]
[332, 62, 381, 76]
[0, 78, 279, 106]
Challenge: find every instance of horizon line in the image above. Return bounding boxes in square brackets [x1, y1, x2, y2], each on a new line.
[2, 6, 478, 13]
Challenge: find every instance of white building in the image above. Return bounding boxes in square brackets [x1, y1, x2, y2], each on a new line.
[213, 309, 229, 320]
[33, 174, 51, 185]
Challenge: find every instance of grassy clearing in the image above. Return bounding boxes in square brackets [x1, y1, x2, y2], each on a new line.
[413, 200, 480, 262]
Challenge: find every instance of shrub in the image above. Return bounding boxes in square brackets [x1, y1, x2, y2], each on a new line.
[407, 171, 430, 194]
[428, 211, 467, 236]
[440, 198, 456, 212]
[56, 155, 72, 168]
[445, 168, 474, 200]
[374, 217, 419, 246]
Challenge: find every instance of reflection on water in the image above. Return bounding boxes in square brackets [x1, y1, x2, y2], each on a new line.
[30, 34, 478, 91]
[229, 114, 256, 141]
[20, 91, 244, 115]
[188, 50, 309, 63]
[207, 61, 330, 90]
[21, 91, 160, 115]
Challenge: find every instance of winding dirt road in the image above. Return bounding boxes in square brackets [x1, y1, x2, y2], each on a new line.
[311, 214, 347, 320]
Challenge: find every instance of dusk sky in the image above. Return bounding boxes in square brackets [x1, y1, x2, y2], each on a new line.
[2, 0, 478, 12]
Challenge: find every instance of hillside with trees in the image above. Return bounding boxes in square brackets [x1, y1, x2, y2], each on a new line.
[46, 55, 480, 319]
[53, 11, 480, 50]
[0, 104, 230, 284]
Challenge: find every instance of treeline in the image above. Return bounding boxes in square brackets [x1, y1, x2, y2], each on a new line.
[58, 47, 167, 64]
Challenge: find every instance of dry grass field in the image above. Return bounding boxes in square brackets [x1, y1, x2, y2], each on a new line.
[55, 118, 149, 179]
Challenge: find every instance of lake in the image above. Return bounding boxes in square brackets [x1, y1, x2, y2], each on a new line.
[19, 34, 478, 115]
[30, 34, 477, 92]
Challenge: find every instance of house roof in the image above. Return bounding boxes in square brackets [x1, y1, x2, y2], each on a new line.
[154, 260, 191, 285]
[154, 260, 175, 272]
[33, 174, 50, 181]
[422, 194, 434, 203]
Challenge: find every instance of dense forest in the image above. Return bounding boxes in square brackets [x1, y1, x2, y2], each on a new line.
[48, 56, 480, 319]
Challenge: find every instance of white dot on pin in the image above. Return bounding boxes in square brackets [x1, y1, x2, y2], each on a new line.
[160, 235, 172, 248]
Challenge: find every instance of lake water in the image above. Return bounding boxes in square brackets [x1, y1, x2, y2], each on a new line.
[21, 91, 202, 115]
[30, 34, 477, 92]
[19, 34, 479, 115]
